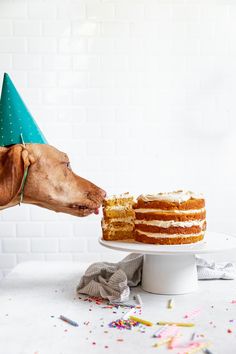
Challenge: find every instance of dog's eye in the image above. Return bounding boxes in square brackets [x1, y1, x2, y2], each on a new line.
[66, 162, 71, 170]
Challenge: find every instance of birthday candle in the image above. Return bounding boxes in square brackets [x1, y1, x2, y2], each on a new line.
[177, 342, 210, 354]
[122, 307, 136, 320]
[168, 334, 181, 349]
[157, 321, 195, 327]
[153, 337, 172, 348]
[152, 325, 168, 338]
[59, 315, 79, 327]
[129, 315, 153, 326]
[158, 325, 179, 339]
[135, 294, 143, 307]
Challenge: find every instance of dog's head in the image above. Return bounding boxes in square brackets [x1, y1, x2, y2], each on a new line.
[0, 144, 106, 217]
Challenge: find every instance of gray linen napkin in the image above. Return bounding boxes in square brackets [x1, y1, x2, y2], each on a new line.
[77, 254, 235, 302]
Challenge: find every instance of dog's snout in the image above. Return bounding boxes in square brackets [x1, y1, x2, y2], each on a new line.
[86, 187, 106, 203]
[99, 188, 106, 199]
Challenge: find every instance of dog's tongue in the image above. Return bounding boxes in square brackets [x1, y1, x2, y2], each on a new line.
[94, 208, 99, 215]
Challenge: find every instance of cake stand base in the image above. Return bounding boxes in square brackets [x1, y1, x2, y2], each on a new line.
[142, 254, 198, 294]
[99, 232, 236, 295]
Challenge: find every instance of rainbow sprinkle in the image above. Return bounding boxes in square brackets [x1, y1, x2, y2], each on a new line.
[109, 318, 140, 330]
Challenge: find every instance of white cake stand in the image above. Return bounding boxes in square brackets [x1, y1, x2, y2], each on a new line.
[99, 231, 236, 295]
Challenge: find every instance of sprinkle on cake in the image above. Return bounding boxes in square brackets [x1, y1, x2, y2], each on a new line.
[102, 193, 135, 241]
[134, 190, 206, 245]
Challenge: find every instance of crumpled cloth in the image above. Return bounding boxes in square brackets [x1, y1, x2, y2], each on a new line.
[77, 253, 143, 303]
[77, 254, 235, 302]
[196, 257, 235, 280]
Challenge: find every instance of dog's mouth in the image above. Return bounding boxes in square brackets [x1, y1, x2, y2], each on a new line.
[70, 203, 100, 216]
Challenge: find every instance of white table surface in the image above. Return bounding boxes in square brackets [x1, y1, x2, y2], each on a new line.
[0, 261, 236, 354]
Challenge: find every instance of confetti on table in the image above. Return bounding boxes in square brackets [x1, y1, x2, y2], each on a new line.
[109, 318, 139, 330]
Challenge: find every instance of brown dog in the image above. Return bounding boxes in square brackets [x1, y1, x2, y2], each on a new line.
[0, 144, 106, 217]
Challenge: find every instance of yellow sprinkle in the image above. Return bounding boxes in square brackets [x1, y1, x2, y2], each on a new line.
[129, 316, 153, 326]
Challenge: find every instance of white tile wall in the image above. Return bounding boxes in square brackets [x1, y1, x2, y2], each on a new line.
[0, 0, 236, 278]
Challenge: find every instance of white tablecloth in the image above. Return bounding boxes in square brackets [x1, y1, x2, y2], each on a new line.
[0, 261, 235, 354]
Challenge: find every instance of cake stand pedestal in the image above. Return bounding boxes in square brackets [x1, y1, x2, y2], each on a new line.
[99, 232, 236, 295]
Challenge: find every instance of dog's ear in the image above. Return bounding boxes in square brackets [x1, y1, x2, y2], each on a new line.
[0, 145, 29, 206]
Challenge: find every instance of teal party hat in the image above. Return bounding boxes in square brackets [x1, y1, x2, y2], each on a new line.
[0, 73, 47, 146]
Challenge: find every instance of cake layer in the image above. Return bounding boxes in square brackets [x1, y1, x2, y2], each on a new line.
[103, 229, 134, 241]
[135, 198, 205, 211]
[103, 193, 133, 207]
[135, 230, 204, 245]
[103, 217, 134, 224]
[135, 209, 206, 222]
[102, 222, 134, 232]
[135, 223, 204, 235]
[103, 207, 135, 219]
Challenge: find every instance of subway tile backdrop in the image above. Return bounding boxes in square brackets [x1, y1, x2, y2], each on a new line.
[0, 0, 236, 278]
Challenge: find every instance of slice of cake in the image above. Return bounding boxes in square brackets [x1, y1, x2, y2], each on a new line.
[134, 190, 206, 245]
[102, 193, 135, 241]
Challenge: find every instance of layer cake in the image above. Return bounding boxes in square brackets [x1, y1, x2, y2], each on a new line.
[102, 193, 135, 241]
[134, 190, 206, 245]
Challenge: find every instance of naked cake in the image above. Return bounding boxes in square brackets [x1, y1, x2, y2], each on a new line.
[134, 190, 206, 245]
[102, 193, 135, 241]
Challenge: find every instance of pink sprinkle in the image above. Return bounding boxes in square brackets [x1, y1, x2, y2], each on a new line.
[231, 300, 236, 304]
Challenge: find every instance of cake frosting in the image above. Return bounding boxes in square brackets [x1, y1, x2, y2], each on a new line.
[135, 208, 206, 214]
[135, 219, 205, 228]
[135, 230, 203, 239]
[138, 190, 204, 203]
